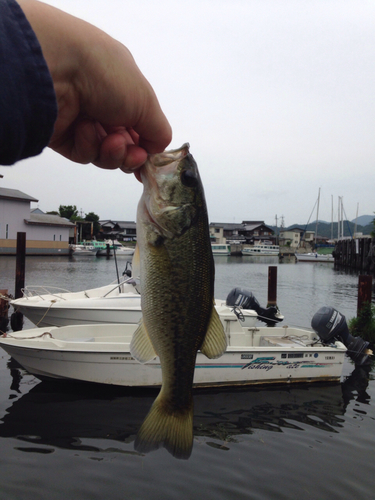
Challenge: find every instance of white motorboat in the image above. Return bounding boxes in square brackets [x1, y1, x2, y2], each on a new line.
[0, 304, 348, 387]
[243, 243, 279, 256]
[112, 243, 135, 257]
[69, 244, 97, 256]
[295, 252, 334, 263]
[211, 243, 231, 255]
[10, 278, 142, 327]
[96, 240, 135, 257]
[10, 283, 282, 329]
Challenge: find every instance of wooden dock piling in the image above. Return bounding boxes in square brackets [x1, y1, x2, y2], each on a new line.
[267, 266, 277, 307]
[15, 232, 26, 299]
[11, 232, 26, 331]
[0, 289, 9, 334]
[334, 237, 375, 273]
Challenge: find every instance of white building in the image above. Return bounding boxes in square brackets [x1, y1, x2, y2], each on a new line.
[0, 187, 75, 255]
[209, 224, 226, 244]
[279, 227, 306, 249]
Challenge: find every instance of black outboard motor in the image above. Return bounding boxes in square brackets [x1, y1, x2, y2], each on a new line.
[311, 306, 370, 365]
[226, 287, 282, 327]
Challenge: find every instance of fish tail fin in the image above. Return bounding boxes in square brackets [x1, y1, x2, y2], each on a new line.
[134, 392, 194, 460]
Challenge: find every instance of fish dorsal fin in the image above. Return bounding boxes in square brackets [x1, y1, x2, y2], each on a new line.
[200, 307, 227, 359]
[131, 243, 140, 279]
[130, 319, 157, 363]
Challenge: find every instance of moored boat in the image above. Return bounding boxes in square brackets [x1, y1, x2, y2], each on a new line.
[0, 309, 347, 387]
[10, 283, 282, 329]
[211, 243, 231, 255]
[96, 239, 134, 257]
[243, 243, 279, 256]
[69, 244, 97, 256]
[295, 252, 334, 263]
[10, 278, 142, 327]
[3, 298, 370, 387]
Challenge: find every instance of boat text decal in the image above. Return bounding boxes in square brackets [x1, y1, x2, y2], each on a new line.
[241, 356, 331, 371]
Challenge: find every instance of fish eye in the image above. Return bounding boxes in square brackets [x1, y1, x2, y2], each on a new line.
[180, 169, 198, 188]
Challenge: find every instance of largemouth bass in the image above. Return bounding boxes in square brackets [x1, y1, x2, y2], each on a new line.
[131, 143, 227, 459]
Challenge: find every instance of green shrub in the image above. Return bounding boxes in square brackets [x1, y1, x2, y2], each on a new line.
[348, 302, 375, 345]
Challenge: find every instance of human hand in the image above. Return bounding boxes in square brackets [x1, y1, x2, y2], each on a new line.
[18, 0, 172, 173]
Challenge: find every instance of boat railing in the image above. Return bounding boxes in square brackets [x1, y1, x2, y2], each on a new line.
[19, 273, 140, 301]
[102, 276, 140, 297]
[21, 286, 74, 300]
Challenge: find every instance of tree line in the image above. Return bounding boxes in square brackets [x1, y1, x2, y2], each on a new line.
[47, 205, 101, 239]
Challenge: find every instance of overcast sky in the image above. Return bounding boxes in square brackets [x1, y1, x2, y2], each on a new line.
[1, 0, 374, 227]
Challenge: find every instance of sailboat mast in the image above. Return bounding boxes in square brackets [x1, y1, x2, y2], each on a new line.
[331, 194, 333, 240]
[341, 197, 344, 238]
[315, 188, 320, 247]
[354, 203, 359, 237]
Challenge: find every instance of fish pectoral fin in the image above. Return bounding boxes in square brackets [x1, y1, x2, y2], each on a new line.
[200, 307, 227, 359]
[130, 319, 157, 363]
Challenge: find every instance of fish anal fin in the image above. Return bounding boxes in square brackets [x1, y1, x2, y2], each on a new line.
[200, 307, 227, 359]
[130, 319, 157, 363]
[134, 391, 193, 460]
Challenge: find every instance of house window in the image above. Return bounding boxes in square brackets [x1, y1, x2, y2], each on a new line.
[60, 235, 62, 241]
[53, 234, 56, 241]
[5, 224, 8, 239]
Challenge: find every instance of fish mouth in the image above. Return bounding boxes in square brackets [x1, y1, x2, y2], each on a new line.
[139, 143, 190, 184]
[151, 143, 190, 167]
[139, 143, 195, 238]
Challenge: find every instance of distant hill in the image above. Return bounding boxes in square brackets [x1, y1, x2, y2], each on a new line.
[271, 219, 374, 239]
[351, 215, 374, 226]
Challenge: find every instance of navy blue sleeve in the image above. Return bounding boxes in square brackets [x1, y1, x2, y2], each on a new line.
[0, 0, 58, 165]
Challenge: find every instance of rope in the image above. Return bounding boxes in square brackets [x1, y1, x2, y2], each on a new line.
[0, 294, 12, 302]
[1, 331, 53, 340]
[35, 300, 57, 327]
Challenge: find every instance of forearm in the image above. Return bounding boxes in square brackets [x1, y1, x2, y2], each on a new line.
[3, 0, 171, 169]
[0, 0, 57, 165]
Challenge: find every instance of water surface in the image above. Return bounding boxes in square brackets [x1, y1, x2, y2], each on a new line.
[0, 255, 374, 499]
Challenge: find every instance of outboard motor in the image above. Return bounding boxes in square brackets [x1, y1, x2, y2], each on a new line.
[226, 287, 283, 327]
[311, 306, 371, 365]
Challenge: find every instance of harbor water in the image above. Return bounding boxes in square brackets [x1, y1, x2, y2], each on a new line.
[0, 255, 374, 500]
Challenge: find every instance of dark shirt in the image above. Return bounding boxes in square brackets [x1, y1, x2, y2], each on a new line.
[0, 0, 57, 165]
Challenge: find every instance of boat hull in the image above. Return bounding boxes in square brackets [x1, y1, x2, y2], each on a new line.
[0, 324, 346, 387]
[211, 244, 231, 255]
[12, 296, 142, 327]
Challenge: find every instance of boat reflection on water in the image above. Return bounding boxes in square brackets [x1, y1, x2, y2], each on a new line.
[0, 360, 372, 454]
